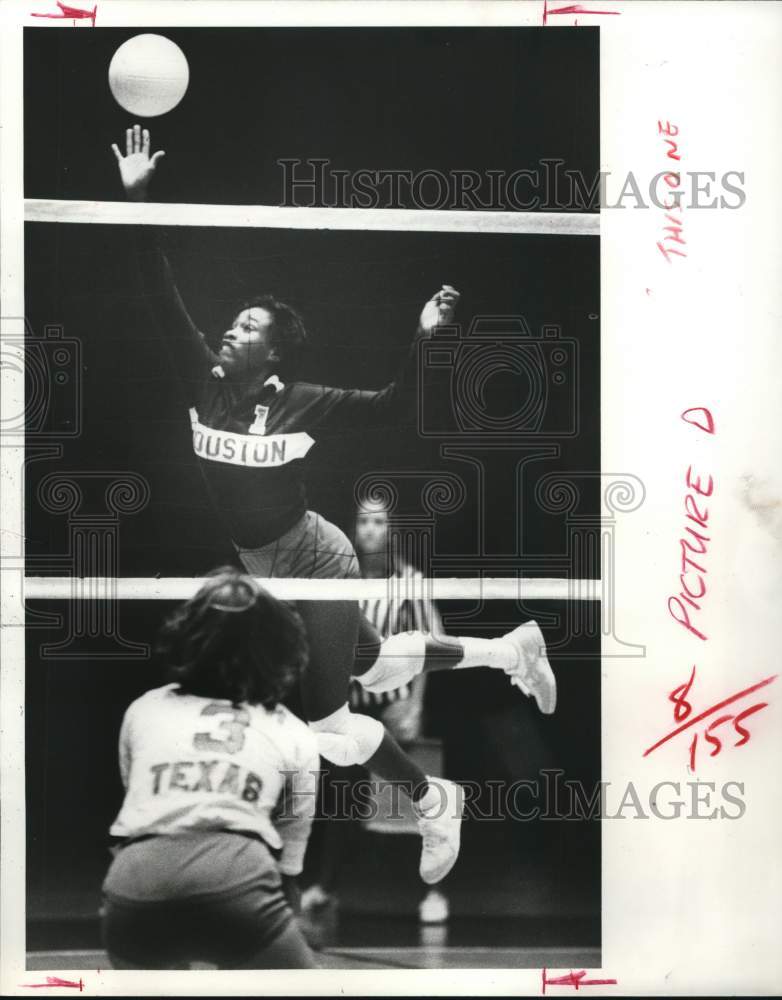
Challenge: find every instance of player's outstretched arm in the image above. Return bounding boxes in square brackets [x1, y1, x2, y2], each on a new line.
[305, 283, 461, 427]
[111, 125, 218, 385]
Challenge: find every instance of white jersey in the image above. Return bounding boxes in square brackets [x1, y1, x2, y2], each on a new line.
[110, 684, 319, 876]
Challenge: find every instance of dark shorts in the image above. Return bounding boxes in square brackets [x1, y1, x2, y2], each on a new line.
[101, 832, 293, 969]
[236, 510, 360, 579]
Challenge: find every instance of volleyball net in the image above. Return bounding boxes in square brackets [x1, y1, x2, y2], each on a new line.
[24, 199, 599, 235]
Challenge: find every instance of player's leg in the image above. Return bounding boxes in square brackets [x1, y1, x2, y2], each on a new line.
[353, 616, 557, 715]
[201, 848, 318, 969]
[235, 920, 318, 969]
[256, 514, 547, 707]
[302, 759, 363, 912]
[102, 898, 188, 969]
[297, 601, 426, 790]
[238, 524, 464, 882]
[235, 540, 437, 800]
[236, 515, 552, 710]
[297, 600, 463, 885]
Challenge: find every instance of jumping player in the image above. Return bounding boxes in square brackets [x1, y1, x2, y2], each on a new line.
[112, 126, 556, 886]
[102, 569, 319, 969]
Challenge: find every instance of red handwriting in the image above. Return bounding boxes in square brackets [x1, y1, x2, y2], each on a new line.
[644, 668, 777, 770]
[681, 406, 715, 435]
[21, 978, 84, 991]
[656, 120, 687, 264]
[542, 969, 618, 993]
[542, 0, 621, 25]
[31, 2, 96, 26]
[668, 407, 715, 641]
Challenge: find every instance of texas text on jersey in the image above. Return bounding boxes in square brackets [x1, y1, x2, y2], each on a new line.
[110, 684, 319, 876]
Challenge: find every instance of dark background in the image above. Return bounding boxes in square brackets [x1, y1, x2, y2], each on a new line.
[23, 26, 601, 955]
[25, 223, 599, 575]
[26, 599, 600, 945]
[24, 26, 600, 578]
[24, 27, 599, 207]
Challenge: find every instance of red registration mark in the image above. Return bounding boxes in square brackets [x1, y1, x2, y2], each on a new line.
[542, 968, 618, 993]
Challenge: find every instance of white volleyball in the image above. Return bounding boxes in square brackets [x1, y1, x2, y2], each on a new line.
[108, 34, 189, 117]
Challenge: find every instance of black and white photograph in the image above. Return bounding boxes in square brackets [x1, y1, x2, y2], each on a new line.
[17, 20, 602, 975]
[23, 26, 600, 581]
[26, 594, 600, 970]
[2, 1, 781, 995]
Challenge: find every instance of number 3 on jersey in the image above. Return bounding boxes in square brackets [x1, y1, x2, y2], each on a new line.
[193, 702, 250, 754]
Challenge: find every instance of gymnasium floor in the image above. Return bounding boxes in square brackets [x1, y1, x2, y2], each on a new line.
[28, 909, 599, 970]
[27, 823, 600, 972]
[27, 912, 599, 970]
[27, 944, 600, 971]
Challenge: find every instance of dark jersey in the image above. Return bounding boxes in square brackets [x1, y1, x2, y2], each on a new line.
[139, 241, 421, 548]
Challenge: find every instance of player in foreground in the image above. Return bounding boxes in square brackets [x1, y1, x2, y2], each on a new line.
[102, 569, 319, 969]
[112, 126, 556, 887]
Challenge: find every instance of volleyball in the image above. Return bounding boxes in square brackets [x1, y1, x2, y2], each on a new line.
[108, 34, 189, 117]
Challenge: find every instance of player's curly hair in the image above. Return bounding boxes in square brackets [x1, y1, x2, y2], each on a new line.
[157, 567, 308, 708]
[235, 295, 308, 381]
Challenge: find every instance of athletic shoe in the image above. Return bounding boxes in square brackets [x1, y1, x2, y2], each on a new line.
[503, 620, 557, 715]
[418, 888, 450, 924]
[416, 778, 464, 885]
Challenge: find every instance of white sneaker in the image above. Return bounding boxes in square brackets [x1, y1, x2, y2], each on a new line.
[419, 888, 450, 924]
[416, 777, 463, 885]
[503, 620, 557, 715]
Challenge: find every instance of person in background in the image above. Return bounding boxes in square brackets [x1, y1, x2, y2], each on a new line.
[302, 499, 449, 925]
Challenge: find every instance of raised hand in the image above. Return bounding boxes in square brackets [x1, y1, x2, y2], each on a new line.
[111, 124, 166, 201]
[418, 285, 460, 335]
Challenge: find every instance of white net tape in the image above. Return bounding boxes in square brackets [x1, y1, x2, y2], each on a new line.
[24, 199, 599, 235]
[24, 576, 601, 601]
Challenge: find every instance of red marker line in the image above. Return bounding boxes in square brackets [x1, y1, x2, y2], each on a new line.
[643, 674, 778, 757]
[542, 968, 618, 993]
[31, 2, 96, 25]
[546, 4, 620, 16]
[21, 978, 84, 991]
